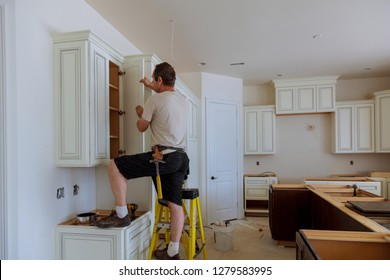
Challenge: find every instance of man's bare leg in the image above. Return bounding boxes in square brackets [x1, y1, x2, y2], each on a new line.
[167, 202, 184, 256]
[94, 160, 130, 228]
[108, 159, 128, 207]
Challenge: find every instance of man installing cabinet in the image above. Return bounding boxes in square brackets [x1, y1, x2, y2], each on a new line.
[95, 62, 189, 260]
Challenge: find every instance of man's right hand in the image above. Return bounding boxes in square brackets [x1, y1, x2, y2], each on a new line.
[135, 105, 143, 118]
[139, 77, 153, 88]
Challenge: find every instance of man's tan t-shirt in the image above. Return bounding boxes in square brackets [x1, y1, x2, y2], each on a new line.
[142, 90, 187, 149]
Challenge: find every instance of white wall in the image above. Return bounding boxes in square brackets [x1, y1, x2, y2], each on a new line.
[181, 72, 244, 223]
[4, 0, 140, 259]
[243, 76, 390, 183]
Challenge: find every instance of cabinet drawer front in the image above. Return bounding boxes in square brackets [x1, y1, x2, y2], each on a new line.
[125, 216, 151, 249]
[246, 187, 269, 199]
[245, 178, 269, 185]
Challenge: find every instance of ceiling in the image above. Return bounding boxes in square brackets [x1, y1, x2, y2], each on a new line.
[85, 0, 390, 85]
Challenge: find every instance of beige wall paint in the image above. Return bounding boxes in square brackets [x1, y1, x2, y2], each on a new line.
[243, 76, 390, 183]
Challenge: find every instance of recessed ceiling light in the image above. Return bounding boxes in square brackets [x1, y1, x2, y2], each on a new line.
[230, 62, 245, 66]
[312, 34, 323, 39]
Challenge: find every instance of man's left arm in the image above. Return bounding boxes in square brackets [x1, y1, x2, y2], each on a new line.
[135, 105, 150, 132]
[137, 118, 150, 132]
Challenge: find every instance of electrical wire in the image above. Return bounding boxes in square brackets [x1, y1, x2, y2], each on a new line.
[170, 19, 176, 62]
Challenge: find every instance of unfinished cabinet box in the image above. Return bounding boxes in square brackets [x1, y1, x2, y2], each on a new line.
[305, 178, 382, 196]
[244, 176, 278, 215]
[109, 61, 125, 158]
[268, 185, 311, 242]
[296, 229, 390, 260]
[310, 191, 371, 232]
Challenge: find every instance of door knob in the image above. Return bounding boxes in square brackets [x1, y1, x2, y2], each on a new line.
[211, 176, 218, 180]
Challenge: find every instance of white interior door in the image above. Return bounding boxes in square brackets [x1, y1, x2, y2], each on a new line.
[206, 100, 239, 223]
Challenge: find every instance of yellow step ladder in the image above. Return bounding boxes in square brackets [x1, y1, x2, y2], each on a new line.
[148, 188, 207, 260]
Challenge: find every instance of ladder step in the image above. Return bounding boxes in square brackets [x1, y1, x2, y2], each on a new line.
[157, 221, 193, 231]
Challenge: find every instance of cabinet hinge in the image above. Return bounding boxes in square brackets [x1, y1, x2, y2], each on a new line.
[118, 71, 126, 76]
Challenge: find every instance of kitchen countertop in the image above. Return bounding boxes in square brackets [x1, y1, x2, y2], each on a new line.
[59, 209, 148, 226]
[272, 183, 308, 189]
[305, 177, 377, 182]
[306, 184, 390, 233]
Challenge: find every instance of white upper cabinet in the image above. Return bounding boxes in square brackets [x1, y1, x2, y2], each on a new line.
[53, 30, 123, 167]
[175, 78, 200, 189]
[331, 100, 375, 153]
[373, 89, 390, 153]
[244, 105, 276, 154]
[272, 76, 339, 115]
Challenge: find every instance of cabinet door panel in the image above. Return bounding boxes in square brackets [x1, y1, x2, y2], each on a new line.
[376, 94, 390, 152]
[317, 85, 335, 111]
[336, 107, 353, 152]
[91, 45, 109, 162]
[297, 87, 315, 112]
[244, 110, 259, 153]
[276, 89, 294, 113]
[55, 43, 88, 165]
[261, 110, 275, 153]
[355, 105, 374, 152]
[59, 233, 117, 260]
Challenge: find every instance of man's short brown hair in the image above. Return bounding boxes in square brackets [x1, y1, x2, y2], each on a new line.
[153, 62, 176, 86]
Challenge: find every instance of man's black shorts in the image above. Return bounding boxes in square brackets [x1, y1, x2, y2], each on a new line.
[114, 150, 189, 206]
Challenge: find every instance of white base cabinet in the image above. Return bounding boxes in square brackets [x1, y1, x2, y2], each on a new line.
[244, 176, 278, 214]
[56, 211, 151, 260]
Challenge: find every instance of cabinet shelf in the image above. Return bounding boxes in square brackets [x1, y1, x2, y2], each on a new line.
[245, 200, 269, 212]
[109, 84, 119, 91]
[109, 61, 121, 159]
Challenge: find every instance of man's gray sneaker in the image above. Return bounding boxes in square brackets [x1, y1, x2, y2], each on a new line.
[95, 210, 131, 228]
[154, 248, 180, 260]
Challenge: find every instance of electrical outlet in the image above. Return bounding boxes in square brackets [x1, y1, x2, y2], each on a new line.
[56, 187, 65, 199]
[73, 184, 80, 195]
[350, 160, 354, 165]
[256, 161, 260, 166]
